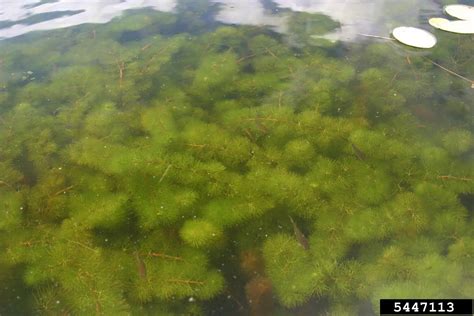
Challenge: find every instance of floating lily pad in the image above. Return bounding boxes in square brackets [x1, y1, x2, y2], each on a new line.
[392, 26, 437, 49]
[444, 5, 474, 21]
[429, 17, 474, 34]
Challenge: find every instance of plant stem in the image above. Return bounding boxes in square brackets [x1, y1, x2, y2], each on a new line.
[148, 252, 183, 261]
[437, 175, 473, 182]
[358, 33, 394, 41]
[425, 57, 474, 87]
[167, 279, 204, 285]
[158, 165, 172, 183]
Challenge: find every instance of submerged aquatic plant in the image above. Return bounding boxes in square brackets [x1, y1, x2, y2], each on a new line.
[0, 7, 473, 316]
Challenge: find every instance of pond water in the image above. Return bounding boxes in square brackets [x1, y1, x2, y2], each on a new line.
[0, 1, 473, 315]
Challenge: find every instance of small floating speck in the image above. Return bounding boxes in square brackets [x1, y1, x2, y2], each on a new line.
[392, 27, 437, 48]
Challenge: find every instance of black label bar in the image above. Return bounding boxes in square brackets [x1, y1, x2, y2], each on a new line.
[380, 299, 473, 314]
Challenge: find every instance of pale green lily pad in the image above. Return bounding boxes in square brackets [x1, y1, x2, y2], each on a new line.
[444, 5, 474, 21]
[429, 17, 474, 34]
[392, 26, 437, 49]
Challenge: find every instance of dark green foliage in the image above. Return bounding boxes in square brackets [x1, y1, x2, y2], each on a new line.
[0, 189, 23, 231]
[174, 0, 219, 34]
[287, 12, 340, 47]
[0, 8, 472, 315]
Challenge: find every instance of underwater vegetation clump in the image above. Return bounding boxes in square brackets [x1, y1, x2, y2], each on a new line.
[0, 6, 473, 316]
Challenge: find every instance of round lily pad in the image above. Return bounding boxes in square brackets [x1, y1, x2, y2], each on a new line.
[392, 26, 437, 49]
[429, 17, 474, 34]
[444, 5, 474, 21]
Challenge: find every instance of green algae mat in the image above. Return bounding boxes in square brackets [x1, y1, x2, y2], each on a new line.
[0, 2, 473, 315]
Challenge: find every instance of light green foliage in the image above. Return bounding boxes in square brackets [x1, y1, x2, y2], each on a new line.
[134, 247, 225, 301]
[282, 138, 315, 170]
[263, 234, 326, 307]
[69, 192, 129, 229]
[67, 137, 135, 174]
[189, 51, 239, 100]
[442, 129, 473, 156]
[420, 145, 451, 173]
[180, 219, 223, 248]
[448, 237, 474, 267]
[133, 183, 198, 229]
[370, 252, 469, 303]
[203, 196, 274, 227]
[6, 220, 131, 314]
[344, 208, 390, 242]
[0, 8, 472, 316]
[384, 193, 428, 235]
[83, 102, 132, 141]
[415, 183, 467, 235]
[141, 104, 178, 148]
[180, 121, 253, 167]
[353, 166, 393, 205]
[104, 12, 158, 35]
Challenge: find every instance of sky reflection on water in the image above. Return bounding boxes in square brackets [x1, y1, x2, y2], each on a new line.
[0, 0, 442, 41]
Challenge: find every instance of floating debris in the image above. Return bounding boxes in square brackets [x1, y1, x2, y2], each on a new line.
[424, 57, 474, 88]
[351, 143, 367, 161]
[288, 216, 309, 250]
[444, 5, 474, 21]
[429, 17, 474, 34]
[134, 251, 147, 279]
[358, 33, 394, 41]
[392, 27, 437, 49]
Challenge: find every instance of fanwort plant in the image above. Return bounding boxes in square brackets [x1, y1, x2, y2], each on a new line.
[0, 6, 473, 315]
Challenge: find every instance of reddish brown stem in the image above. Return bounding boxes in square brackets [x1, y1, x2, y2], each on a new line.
[117, 61, 125, 87]
[245, 117, 279, 122]
[237, 53, 257, 63]
[141, 43, 152, 51]
[265, 47, 278, 58]
[437, 175, 473, 182]
[243, 128, 255, 142]
[52, 185, 75, 197]
[167, 279, 204, 285]
[0, 180, 13, 189]
[186, 143, 207, 149]
[148, 252, 183, 261]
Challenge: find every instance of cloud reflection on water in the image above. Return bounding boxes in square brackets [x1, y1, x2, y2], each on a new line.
[0, 0, 441, 41]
